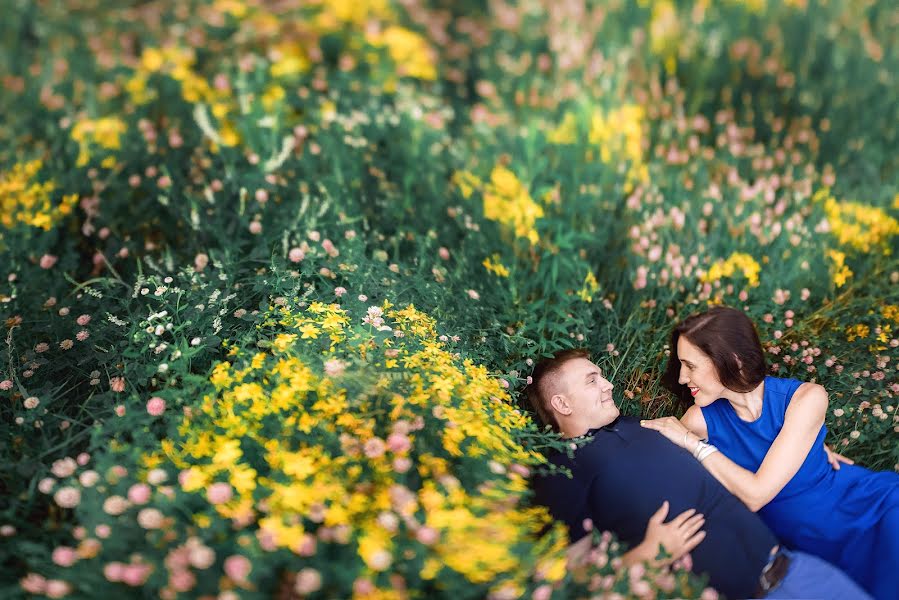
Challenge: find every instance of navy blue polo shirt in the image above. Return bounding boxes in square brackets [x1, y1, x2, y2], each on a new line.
[531, 416, 777, 599]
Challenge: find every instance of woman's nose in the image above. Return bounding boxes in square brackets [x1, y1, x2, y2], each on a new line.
[678, 367, 688, 384]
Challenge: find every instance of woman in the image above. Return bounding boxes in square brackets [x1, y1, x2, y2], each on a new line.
[640, 305, 899, 600]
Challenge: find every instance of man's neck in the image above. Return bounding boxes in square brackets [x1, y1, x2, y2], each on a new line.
[560, 416, 621, 439]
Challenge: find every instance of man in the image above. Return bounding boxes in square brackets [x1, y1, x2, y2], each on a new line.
[527, 349, 869, 599]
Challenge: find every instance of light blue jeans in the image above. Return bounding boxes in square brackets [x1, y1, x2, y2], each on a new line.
[760, 549, 872, 600]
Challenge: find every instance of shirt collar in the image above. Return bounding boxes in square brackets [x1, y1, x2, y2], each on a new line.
[573, 416, 623, 441]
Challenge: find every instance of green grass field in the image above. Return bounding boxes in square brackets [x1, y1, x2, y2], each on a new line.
[1, 0, 896, 597]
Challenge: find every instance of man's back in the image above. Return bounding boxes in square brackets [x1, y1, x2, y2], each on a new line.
[532, 416, 778, 599]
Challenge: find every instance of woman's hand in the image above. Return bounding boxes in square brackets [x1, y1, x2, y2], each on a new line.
[625, 501, 706, 567]
[640, 417, 700, 452]
[823, 443, 854, 470]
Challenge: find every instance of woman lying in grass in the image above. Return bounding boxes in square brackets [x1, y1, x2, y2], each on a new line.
[641, 306, 899, 600]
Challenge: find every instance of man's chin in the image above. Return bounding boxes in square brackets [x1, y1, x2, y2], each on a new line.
[595, 408, 619, 427]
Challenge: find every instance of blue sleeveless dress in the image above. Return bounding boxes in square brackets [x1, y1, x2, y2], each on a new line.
[701, 376, 899, 600]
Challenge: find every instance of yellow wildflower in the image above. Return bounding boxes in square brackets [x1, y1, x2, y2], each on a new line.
[269, 42, 311, 78]
[826, 249, 853, 288]
[846, 324, 870, 342]
[140, 47, 166, 72]
[547, 112, 578, 145]
[261, 85, 286, 111]
[300, 324, 320, 339]
[272, 333, 297, 353]
[882, 305, 899, 324]
[452, 170, 483, 199]
[483, 165, 544, 245]
[589, 105, 648, 189]
[816, 189, 899, 254]
[0, 160, 78, 231]
[702, 252, 761, 287]
[577, 270, 601, 302]
[358, 529, 392, 571]
[649, 0, 681, 74]
[482, 255, 510, 278]
[71, 116, 127, 167]
[366, 26, 437, 81]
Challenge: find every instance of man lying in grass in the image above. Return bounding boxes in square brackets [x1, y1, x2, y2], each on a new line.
[526, 349, 869, 599]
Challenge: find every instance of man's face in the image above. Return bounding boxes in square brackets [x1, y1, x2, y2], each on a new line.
[555, 357, 619, 429]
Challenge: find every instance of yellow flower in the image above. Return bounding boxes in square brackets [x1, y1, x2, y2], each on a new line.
[846, 324, 870, 342]
[140, 47, 166, 72]
[882, 305, 899, 324]
[321, 312, 349, 331]
[124, 73, 154, 104]
[451, 170, 482, 199]
[366, 26, 437, 81]
[214, 0, 249, 18]
[826, 249, 853, 288]
[589, 105, 648, 189]
[194, 513, 212, 529]
[649, 0, 681, 74]
[136, 300, 562, 591]
[210, 363, 233, 389]
[816, 189, 899, 254]
[213, 439, 242, 466]
[272, 333, 297, 353]
[482, 165, 544, 245]
[702, 252, 761, 287]
[269, 42, 311, 78]
[261, 84, 286, 111]
[547, 112, 578, 145]
[230, 466, 257, 496]
[180, 468, 209, 492]
[482, 255, 510, 278]
[219, 122, 241, 147]
[358, 529, 392, 571]
[300, 324, 320, 339]
[577, 270, 600, 302]
[71, 117, 127, 167]
[0, 160, 77, 231]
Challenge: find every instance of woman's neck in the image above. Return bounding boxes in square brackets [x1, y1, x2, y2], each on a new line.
[722, 380, 766, 421]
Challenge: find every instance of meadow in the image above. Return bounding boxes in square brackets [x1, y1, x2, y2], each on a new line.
[1, 0, 897, 598]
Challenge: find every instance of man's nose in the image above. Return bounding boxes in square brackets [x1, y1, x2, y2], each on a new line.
[602, 378, 613, 391]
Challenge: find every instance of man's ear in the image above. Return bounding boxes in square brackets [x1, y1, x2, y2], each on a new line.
[550, 393, 571, 416]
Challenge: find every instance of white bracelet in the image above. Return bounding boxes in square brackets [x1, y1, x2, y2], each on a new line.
[691, 440, 705, 459]
[692, 440, 717, 460]
[683, 431, 690, 449]
[697, 444, 719, 463]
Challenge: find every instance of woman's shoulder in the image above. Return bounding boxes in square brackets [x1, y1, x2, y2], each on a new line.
[767, 377, 828, 421]
[764, 375, 805, 397]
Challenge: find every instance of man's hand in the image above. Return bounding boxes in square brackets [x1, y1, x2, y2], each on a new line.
[824, 443, 854, 470]
[623, 501, 706, 567]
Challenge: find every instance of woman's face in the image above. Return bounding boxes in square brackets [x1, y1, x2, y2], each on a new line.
[676, 336, 726, 407]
